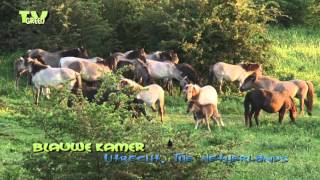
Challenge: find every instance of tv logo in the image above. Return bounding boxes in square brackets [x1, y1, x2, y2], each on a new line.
[19, 10, 48, 25]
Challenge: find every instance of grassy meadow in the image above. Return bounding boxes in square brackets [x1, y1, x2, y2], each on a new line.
[0, 27, 320, 179]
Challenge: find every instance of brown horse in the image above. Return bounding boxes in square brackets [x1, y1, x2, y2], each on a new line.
[240, 72, 314, 115]
[244, 89, 298, 127]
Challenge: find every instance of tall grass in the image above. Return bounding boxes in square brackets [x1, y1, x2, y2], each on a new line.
[1, 27, 320, 179]
[267, 26, 320, 89]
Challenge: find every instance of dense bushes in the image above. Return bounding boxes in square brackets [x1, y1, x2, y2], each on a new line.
[1, 0, 282, 74]
[17, 73, 217, 179]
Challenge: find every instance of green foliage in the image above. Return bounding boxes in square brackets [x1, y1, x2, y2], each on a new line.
[1, 0, 280, 73]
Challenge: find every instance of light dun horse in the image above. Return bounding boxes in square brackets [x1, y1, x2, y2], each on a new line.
[209, 62, 262, 92]
[244, 89, 297, 127]
[240, 72, 314, 116]
[23, 58, 82, 105]
[118, 78, 165, 123]
[60, 56, 119, 82]
[145, 59, 188, 89]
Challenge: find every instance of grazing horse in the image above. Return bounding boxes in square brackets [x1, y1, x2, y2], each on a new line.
[244, 89, 298, 127]
[166, 63, 202, 94]
[240, 72, 314, 116]
[118, 78, 165, 123]
[61, 56, 119, 82]
[24, 58, 82, 105]
[26, 47, 89, 67]
[209, 62, 262, 92]
[146, 50, 179, 64]
[187, 100, 223, 132]
[116, 58, 154, 86]
[81, 82, 151, 120]
[145, 59, 188, 91]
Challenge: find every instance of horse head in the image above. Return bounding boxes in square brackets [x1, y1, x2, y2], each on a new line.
[78, 46, 89, 58]
[171, 51, 179, 64]
[183, 84, 200, 102]
[14, 57, 27, 73]
[240, 72, 257, 92]
[138, 48, 147, 63]
[240, 63, 262, 72]
[127, 48, 147, 63]
[103, 55, 120, 71]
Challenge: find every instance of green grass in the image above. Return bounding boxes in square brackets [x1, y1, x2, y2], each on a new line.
[1, 27, 320, 179]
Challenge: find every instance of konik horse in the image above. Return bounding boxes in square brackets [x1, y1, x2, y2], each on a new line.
[240, 72, 314, 116]
[209, 62, 262, 92]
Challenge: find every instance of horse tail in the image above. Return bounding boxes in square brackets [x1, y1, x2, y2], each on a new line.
[306, 81, 314, 115]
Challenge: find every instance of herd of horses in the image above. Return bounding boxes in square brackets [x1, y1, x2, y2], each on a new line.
[14, 47, 315, 131]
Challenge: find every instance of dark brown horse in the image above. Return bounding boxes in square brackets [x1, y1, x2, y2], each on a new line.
[244, 89, 298, 127]
[122, 48, 147, 62]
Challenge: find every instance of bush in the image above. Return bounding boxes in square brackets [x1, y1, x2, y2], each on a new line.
[1, 0, 279, 73]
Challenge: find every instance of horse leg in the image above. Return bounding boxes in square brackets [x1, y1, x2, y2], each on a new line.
[278, 106, 286, 125]
[299, 96, 305, 116]
[219, 79, 223, 93]
[35, 87, 41, 105]
[195, 120, 200, 130]
[212, 105, 224, 127]
[15, 71, 22, 90]
[205, 116, 211, 132]
[156, 99, 164, 123]
[218, 116, 225, 127]
[151, 103, 157, 112]
[254, 109, 261, 126]
[168, 79, 173, 96]
[248, 110, 254, 127]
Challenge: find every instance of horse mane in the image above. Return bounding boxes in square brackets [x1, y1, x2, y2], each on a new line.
[27, 59, 49, 75]
[33, 55, 46, 65]
[240, 63, 260, 72]
[176, 63, 200, 84]
[127, 48, 146, 63]
[127, 49, 143, 59]
[59, 48, 79, 57]
[105, 56, 119, 71]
